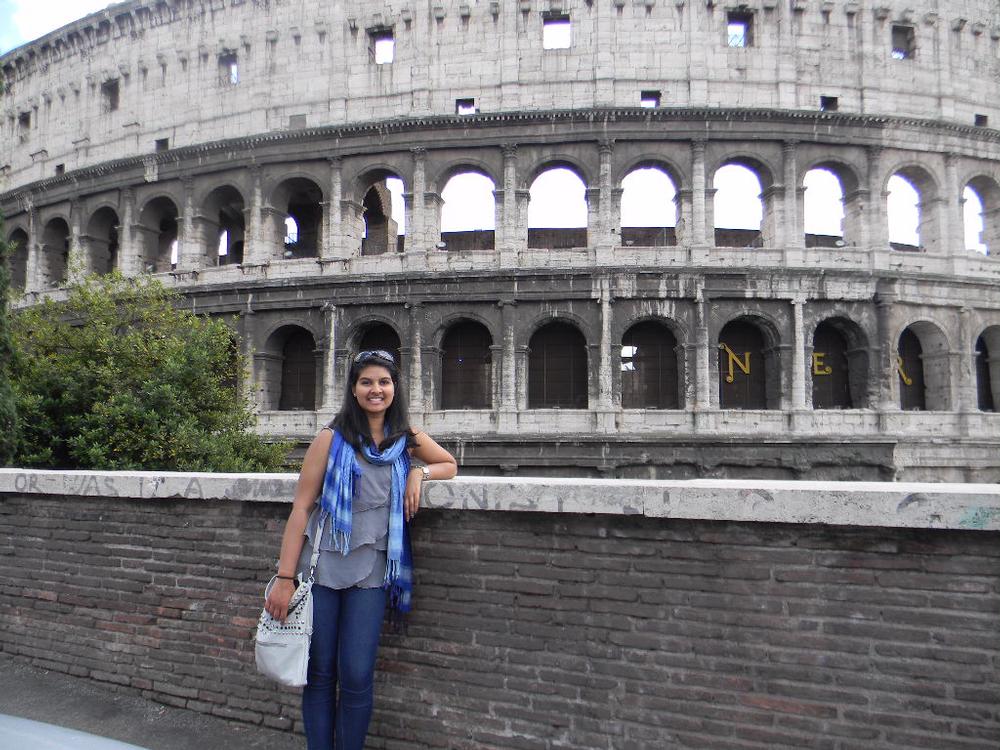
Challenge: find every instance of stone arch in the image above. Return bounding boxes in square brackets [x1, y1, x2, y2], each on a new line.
[352, 168, 405, 256]
[260, 325, 318, 411]
[351, 320, 404, 370]
[615, 156, 685, 191]
[711, 156, 774, 248]
[974, 325, 1000, 412]
[431, 159, 500, 191]
[620, 319, 682, 409]
[896, 320, 950, 411]
[885, 163, 941, 252]
[524, 157, 592, 189]
[717, 314, 782, 409]
[439, 319, 494, 410]
[810, 316, 870, 409]
[802, 160, 861, 248]
[136, 195, 180, 273]
[432, 310, 499, 349]
[964, 174, 1000, 255]
[270, 176, 324, 260]
[39, 216, 71, 287]
[439, 168, 497, 251]
[619, 162, 679, 248]
[200, 184, 246, 266]
[528, 319, 589, 409]
[84, 206, 120, 275]
[528, 161, 589, 249]
[6, 226, 30, 290]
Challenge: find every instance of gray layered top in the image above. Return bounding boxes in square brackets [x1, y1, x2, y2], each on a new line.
[296, 454, 392, 589]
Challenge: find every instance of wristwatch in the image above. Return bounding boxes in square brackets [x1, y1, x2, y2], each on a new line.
[420, 465, 431, 481]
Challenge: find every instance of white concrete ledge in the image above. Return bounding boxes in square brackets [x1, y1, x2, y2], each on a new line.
[2, 469, 999, 532]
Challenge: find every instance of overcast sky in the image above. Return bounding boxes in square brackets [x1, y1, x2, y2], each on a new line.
[0, 0, 108, 54]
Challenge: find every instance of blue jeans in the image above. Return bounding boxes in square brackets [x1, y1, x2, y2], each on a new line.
[302, 585, 387, 750]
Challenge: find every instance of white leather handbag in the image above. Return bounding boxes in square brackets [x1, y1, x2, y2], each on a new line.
[254, 513, 327, 687]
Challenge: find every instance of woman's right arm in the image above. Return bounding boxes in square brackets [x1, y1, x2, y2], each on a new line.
[264, 428, 334, 622]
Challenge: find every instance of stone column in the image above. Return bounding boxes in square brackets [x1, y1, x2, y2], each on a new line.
[674, 189, 692, 247]
[118, 188, 139, 277]
[790, 297, 808, 413]
[693, 282, 712, 425]
[407, 302, 425, 418]
[597, 281, 614, 413]
[515, 345, 529, 411]
[944, 153, 966, 267]
[783, 141, 804, 255]
[407, 148, 428, 257]
[595, 140, 614, 263]
[321, 302, 340, 411]
[874, 285, 898, 418]
[691, 140, 708, 247]
[867, 147, 888, 256]
[242, 165, 266, 265]
[497, 144, 520, 265]
[323, 156, 344, 260]
[497, 300, 518, 431]
[238, 307, 256, 408]
[25, 204, 41, 292]
[176, 176, 199, 271]
[956, 307, 975, 426]
[67, 199, 86, 282]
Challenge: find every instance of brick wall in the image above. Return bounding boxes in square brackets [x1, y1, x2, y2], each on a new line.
[1, 487, 998, 749]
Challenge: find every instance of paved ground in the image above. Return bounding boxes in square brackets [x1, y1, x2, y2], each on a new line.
[0, 655, 302, 750]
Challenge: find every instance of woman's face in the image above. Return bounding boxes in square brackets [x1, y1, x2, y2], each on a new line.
[352, 364, 395, 417]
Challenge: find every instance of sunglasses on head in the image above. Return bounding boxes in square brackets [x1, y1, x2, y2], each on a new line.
[354, 349, 396, 365]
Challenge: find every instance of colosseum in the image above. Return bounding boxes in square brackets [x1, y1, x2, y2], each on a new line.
[2, 0, 999, 481]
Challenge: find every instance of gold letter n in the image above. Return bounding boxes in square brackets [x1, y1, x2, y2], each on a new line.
[719, 343, 751, 384]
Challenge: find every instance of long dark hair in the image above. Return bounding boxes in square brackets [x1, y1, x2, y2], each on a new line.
[330, 350, 416, 452]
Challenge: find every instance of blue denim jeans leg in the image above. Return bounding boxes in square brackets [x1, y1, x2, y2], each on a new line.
[302, 584, 387, 750]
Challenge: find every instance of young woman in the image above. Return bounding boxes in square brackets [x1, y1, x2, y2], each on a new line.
[265, 349, 457, 750]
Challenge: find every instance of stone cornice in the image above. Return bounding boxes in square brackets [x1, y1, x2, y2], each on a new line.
[3, 106, 999, 210]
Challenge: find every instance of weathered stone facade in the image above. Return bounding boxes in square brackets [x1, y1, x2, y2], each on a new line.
[2, 0, 1000, 479]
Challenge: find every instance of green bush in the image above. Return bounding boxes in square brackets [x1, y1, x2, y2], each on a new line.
[10, 272, 288, 471]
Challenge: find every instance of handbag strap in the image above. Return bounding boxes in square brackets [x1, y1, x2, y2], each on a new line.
[305, 510, 329, 584]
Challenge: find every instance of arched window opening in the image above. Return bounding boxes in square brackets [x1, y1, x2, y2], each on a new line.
[358, 323, 402, 372]
[40, 218, 71, 287]
[887, 174, 921, 250]
[204, 186, 245, 266]
[803, 169, 845, 248]
[361, 182, 400, 256]
[138, 196, 180, 273]
[620, 167, 677, 248]
[279, 329, 317, 411]
[441, 321, 493, 409]
[963, 186, 988, 255]
[621, 321, 680, 408]
[273, 178, 323, 259]
[440, 172, 496, 252]
[897, 328, 925, 410]
[528, 322, 588, 408]
[976, 335, 995, 412]
[6, 228, 29, 290]
[528, 167, 588, 249]
[713, 164, 763, 248]
[718, 320, 768, 409]
[85, 207, 120, 276]
[811, 322, 853, 409]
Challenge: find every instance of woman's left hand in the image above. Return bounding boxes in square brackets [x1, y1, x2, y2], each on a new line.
[404, 469, 423, 522]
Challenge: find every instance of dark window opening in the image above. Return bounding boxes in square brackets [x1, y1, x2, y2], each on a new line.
[456, 98, 476, 115]
[279, 330, 316, 411]
[155, 138, 170, 152]
[820, 95, 839, 111]
[621, 322, 679, 409]
[891, 25, 915, 59]
[640, 90, 661, 108]
[441, 321, 493, 409]
[811, 323, 853, 409]
[975, 114, 988, 127]
[368, 28, 395, 64]
[727, 12, 753, 47]
[219, 52, 239, 85]
[976, 336, 994, 412]
[358, 324, 402, 373]
[55, 164, 65, 175]
[18, 111, 30, 134]
[101, 79, 120, 112]
[529, 322, 588, 408]
[718, 321, 766, 409]
[898, 328, 926, 411]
